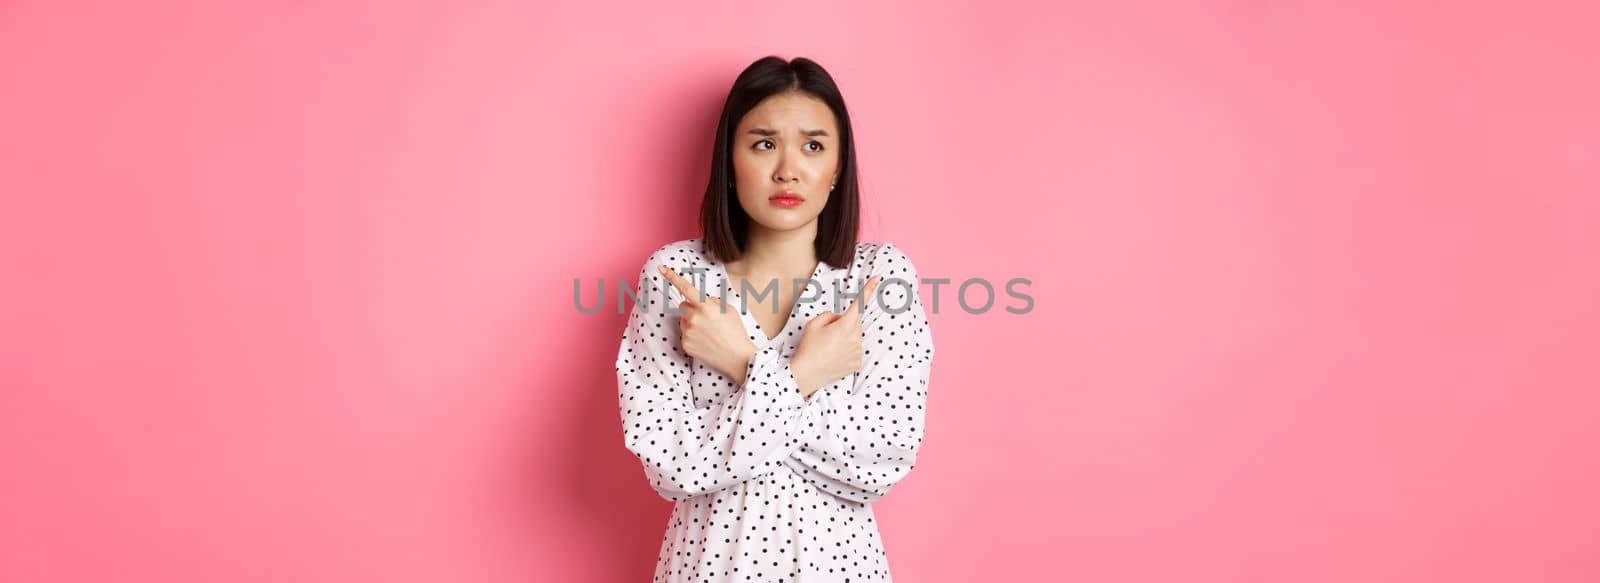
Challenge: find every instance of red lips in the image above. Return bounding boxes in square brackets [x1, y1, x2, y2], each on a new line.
[770, 190, 804, 208]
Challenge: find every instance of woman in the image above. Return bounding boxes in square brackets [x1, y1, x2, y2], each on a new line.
[615, 55, 936, 582]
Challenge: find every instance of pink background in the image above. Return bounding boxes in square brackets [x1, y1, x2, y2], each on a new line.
[4, 1, 1598, 581]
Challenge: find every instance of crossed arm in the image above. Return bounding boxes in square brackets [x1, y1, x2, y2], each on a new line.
[615, 243, 936, 504]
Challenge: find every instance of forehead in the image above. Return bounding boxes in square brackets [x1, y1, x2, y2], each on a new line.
[737, 93, 837, 133]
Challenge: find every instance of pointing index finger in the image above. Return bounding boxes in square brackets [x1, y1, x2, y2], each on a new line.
[844, 275, 881, 320]
[658, 265, 704, 305]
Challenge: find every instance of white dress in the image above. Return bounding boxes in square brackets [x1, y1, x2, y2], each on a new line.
[615, 237, 937, 582]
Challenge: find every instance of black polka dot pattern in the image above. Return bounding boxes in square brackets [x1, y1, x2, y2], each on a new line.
[615, 237, 937, 582]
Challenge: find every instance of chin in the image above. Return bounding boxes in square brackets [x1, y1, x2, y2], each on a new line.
[750, 213, 819, 232]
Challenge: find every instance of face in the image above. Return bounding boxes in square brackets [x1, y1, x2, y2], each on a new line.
[730, 92, 841, 234]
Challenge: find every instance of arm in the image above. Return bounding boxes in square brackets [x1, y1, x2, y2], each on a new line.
[783, 243, 937, 504]
[615, 248, 809, 502]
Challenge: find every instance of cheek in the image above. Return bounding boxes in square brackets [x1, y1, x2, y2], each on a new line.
[737, 189, 763, 211]
[732, 180, 767, 210]
[731, 151, 759, 179]
[815, 155, 840, 182]
[810, 191, 830, 210]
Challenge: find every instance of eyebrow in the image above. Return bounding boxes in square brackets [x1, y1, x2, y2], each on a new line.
[747, 128, 831, 137]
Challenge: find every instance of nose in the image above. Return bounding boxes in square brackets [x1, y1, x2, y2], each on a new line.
[773, 155, 797, 183]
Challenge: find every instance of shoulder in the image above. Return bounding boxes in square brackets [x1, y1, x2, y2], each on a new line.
[853, 240, 921, 277]
[637, 237, 713, 273]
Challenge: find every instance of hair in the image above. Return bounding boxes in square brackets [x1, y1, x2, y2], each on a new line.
[699, 55, 861, 270]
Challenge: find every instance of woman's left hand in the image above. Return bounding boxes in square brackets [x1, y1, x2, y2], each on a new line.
[660, 265, 759, 384]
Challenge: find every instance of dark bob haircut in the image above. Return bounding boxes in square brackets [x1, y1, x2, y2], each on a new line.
[699, 56, 861, 270]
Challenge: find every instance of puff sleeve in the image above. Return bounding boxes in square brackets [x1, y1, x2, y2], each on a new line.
[782, 243, 937, 504]
[615, 247, 810, 502]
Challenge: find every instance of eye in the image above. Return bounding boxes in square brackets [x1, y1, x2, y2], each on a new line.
[753, 139, 773, 150]
[805, 141, 824, 152]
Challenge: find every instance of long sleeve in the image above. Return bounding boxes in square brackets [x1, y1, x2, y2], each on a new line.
[783, 243, 937, 505]
[615, 246, 810, 502]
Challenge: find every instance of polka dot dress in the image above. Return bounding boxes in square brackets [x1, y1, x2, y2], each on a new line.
[615, 237, 937, 582]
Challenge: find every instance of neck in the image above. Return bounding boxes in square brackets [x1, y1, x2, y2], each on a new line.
[733, 220, 820, 277]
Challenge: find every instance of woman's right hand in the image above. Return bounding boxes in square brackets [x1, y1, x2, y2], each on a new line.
[659, 265, 759, 385]
[790, 276, 881, 398]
